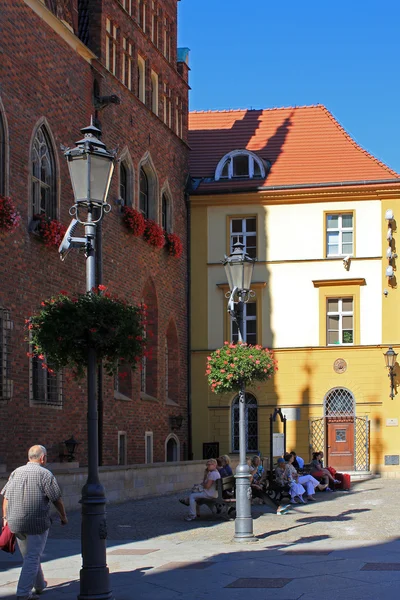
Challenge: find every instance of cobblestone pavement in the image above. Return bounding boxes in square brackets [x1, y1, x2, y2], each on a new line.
[49, 478, 392, 544]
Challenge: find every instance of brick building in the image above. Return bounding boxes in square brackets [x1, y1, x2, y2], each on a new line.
[0, 0, 189, 470]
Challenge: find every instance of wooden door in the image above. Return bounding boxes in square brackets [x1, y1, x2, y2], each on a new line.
[327, 418, 354, 470]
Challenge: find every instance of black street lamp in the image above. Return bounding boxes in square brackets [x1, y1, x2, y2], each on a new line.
[223, 241, 256, 541]
[384, 347, 398, 400]
[62, 119, 115, 600]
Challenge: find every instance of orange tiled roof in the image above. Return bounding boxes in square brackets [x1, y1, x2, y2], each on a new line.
[188, 105, 400, 193]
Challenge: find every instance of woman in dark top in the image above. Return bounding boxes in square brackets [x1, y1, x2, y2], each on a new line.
[310, 452, 336, 489]
[220, 455, 233, 477]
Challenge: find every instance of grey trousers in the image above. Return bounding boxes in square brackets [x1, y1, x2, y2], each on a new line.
[16, 530, 48, 597]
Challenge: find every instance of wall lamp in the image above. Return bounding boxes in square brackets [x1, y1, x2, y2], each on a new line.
[59, 435, 79, 462]
[169, 415, 183, 430]
[384, 347, 398, 399]
[385, 209, 394, 222]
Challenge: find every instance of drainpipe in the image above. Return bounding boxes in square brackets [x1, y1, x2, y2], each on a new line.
[185, 189, 193, 460]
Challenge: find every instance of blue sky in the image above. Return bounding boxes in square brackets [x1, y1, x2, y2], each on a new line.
[178, 0, 400, 173]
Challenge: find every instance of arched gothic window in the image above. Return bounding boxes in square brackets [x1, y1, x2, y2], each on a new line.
[166, 435, 179, 462]
[119, 155, 134, 207]
[231, 393, 258, 452]
[161, 193, 169, 231]
[139, 167, 149, 218]
[215, 150, 266, 181]
[31, 125, 57, 219]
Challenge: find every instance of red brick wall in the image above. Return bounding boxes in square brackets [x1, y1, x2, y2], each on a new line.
[0, 0, 189, 470]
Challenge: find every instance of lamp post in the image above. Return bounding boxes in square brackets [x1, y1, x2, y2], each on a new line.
[384, 347, 398, 399]
[223, 241, 256, 541]
[63, 119, 115, 600]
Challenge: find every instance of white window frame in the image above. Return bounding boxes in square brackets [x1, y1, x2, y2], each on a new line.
[145, 431, 153, 464]
[230, 216, 257, 258]
[165, 433, 180, 462]
[215, 150, 265, 181]
[120, 0, 132, 14]
[151, 70, 159, 115]
[231, 302, 257, 345]
[326, 213, 354, 257]
[138, 55, 146, 103]
[118, 431, 127, 465]
[326, 297, 354, 346]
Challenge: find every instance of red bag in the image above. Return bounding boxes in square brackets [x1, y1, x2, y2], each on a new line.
[0, 522, 16, 554]
[335, 472, 351, 491]
[327, 466, 337, 477]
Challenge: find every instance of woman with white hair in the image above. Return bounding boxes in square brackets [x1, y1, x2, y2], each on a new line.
[179, 459, 221, 521]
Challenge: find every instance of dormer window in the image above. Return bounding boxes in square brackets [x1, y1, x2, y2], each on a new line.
[215, 150, 266, 181]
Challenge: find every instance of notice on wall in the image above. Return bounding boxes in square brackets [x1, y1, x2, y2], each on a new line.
[282, 408, 301, 421]
[273, 433, 285, 457]
[386, 418, 399, 427]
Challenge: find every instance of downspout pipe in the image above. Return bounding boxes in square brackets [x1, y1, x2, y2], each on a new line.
[185, 189, 193, 460]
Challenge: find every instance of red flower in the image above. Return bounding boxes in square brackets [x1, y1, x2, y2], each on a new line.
[0, 195, 21, 233]
[165, 233, 183, 258]
[33, 214, 67, 248]
[143, 219, 165, 248]
[122, 207, 146, 236]
[98, 284, 107, 291]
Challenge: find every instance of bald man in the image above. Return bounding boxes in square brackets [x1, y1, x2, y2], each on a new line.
[1, 445, 67, 600]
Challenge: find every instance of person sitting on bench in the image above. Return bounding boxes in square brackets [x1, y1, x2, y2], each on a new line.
[310, 452, 340, 491]
[284, 453, 326, 501]
[180, 458, 221, 522]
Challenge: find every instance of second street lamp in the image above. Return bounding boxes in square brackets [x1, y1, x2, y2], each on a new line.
[62, 119, 115, 600]
[223, 241, 256, 541]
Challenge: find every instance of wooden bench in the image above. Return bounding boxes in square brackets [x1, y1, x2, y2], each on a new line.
[196, 476, 236, 519]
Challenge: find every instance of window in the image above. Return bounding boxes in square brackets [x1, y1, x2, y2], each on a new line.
[137, 55, 146, 103]
[151, 71, 159, 115]
[0, 308, 12, 402]
[119, 156, 133, 207]
[31, 125, 56, 219]
[122, 38, 133, 90]
[324, 387, 355, 417]
[145, 431, 153, 464]
[114, 360, 132, 398]
[165, 320, 179, 402]
[31, 355, 62, 407]
[166, 435, 178, 462]
[327, 298, 353, 345]
[230, 216, 257, 258]
[161, 193, 169, 231]
[231, 393, 258, 453]
[163, 17, 168, 58]
[215, 150, 265, 181]
[175, 97, 180, 136]
[0, 110, 5, 195]
[326, 213, 353, 257]
[139, 168, 149, 218]
[151, 1, 158, 45]
[141, 279, 159, 399]
[231, 302, 257, 345]
[118, 432, 127, 465]
[138, 0, 145, 30]
[105, 19, 117, 76]
[140, 299, 147, 393]
[120, 0, 132, 14]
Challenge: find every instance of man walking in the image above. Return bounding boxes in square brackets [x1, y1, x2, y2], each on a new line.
[1, 445, 68, 600]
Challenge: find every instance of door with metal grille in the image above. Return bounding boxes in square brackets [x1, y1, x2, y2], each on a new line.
[355, 416, 369, 471]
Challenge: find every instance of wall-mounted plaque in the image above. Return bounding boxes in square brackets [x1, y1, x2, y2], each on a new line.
[386, 418, 399, 427]
[333, 358, 347, 374]
[282, 408, 301, 421]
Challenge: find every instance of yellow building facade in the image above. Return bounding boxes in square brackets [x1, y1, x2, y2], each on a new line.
[189, 105, 400, 475]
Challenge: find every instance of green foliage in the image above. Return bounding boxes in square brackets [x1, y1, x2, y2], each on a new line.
[206, 342, 278, 393]
[27, 287, 146, 378]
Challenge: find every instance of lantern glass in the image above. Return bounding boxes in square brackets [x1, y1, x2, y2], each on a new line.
[68, 153, 114, 206]
[223, 242, 255, 292]
[384, 347, 398, 369]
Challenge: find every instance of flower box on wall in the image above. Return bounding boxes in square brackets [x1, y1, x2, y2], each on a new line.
[30, 214, 67, 248]
[0, 195, 21, 234]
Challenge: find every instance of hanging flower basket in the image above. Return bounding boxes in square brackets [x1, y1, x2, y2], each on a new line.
[206, 342, 278, 393]
[0, 195, 21, 234]
[144, 219, 165, 248]
[122, 207, 146, 237]
[27, 287, 146, 378]
[165, 232, 183, 258]
[31, 214, 67, 248]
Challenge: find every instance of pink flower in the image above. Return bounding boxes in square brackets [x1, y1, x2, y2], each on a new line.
[220, 369, 226, 373]
[256, 360, 260, 364]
